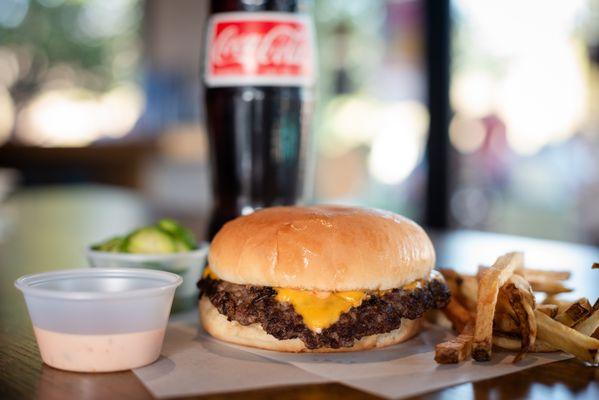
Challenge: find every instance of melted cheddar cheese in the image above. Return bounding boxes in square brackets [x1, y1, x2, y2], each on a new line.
[400, 279, 423, 291]
[203, 266, 218, 279]
[275, 289, 366, 332]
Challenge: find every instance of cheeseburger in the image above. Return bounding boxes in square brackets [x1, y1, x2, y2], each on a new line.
[198, 205, 450, 352]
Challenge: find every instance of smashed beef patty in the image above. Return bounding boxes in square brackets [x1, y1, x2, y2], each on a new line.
[198, 275, 450, 350]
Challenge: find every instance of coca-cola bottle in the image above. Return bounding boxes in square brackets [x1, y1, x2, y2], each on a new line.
[203, 0, 315, 239]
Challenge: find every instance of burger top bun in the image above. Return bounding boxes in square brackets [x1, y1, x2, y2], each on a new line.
[208, 205, 435, 291]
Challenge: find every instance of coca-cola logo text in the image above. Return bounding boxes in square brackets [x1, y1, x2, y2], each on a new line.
[205, 15, 314, 86]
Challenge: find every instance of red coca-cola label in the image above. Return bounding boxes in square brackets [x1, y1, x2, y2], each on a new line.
[204, 12, 315, 87]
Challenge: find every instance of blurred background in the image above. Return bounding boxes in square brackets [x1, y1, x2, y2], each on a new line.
[0, 0, 598, 245]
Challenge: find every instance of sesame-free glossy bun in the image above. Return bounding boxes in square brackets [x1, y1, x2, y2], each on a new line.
[199, 297, 422, 352]
[208, 205, 435, 291]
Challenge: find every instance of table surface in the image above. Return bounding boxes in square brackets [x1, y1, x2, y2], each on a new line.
[1, 186, 598, 400]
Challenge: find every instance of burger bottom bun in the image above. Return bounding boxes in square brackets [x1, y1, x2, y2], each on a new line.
[199, 297, 422, 353]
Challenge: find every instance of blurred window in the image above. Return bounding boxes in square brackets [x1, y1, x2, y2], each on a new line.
[312, 0, 428, 221]
[0, 0, 143, 147]
[449, 0, 599, 244]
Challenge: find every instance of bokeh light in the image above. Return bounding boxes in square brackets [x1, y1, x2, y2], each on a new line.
[77, 0, 140, 42]
[97, 84, 145, 138]
[454, 0, 585, 57]
[17, 89, 102, 147]
[320, 94, 428, 186]
[0, 0, 29, 29]
[450, 186, 490, 227]
[449, 114, 486, 154]
[321, 95, 380, 156]
[16, 85, 144, 147]
[450, 71, 495, 118]
[0, 48, 20, 89]
[497, 43, 586, 155]
[0, 87, 15, 144]
[368, 101, 428, 185]
[453, 0, 588, 156]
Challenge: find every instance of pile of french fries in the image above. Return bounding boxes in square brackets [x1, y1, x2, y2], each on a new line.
[434, 252, 599, 365]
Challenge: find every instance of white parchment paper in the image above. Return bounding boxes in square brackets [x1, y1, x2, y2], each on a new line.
[235, 323, 572, 398]
[134, 312, 571, 399]
[133, 317, 326, 398]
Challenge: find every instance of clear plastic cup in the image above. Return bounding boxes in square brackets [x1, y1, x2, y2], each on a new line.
[15, 268, 182, 373]
[86, 243, 208, 312]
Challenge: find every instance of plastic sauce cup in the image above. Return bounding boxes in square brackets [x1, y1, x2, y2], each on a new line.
[15, 268, 182, 373]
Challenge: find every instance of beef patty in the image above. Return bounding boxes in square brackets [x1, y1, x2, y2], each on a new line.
[198, 274, 450, 349]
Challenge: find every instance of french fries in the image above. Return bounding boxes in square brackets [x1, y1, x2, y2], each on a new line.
[536, 310, 599, 364]
[536, 304, 558, 318]
[493, 311, 519, 334]
[504, 266, 572, 294]
[555, 298, 592, 327]
[458, 275, 478, 312]
[426, 309, 453, 330]
[495, 286, 517, 319]
[434, 258, 598, 366]
[542, 295, 569, 307]
[438, 268, 462, 295]
[527, 279, 572, 295]
[506, 274, 535, 305]
[439, 269, 477, 312]
[492, 335, 557, 353]
[442, 297, 472, 332]
[434, 321, 474, 364]
[472, 252, 523, 361]
[502, 275, 536, 362]
[516, 267, 570, 282]
[435, 291, 475, 364]
[574, 308, 599, 339]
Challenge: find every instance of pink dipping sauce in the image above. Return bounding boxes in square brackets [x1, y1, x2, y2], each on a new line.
[34, 327, 166, 372]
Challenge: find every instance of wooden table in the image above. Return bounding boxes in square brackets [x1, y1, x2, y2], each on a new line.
[1, 186, 598, 400]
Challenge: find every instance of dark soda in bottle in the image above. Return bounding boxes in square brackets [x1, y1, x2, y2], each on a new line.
[203, 0, 315, 239]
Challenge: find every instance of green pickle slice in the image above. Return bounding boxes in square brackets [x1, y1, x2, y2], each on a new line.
[157, 219, 198, 250]
[92, 219, 198, 253]
[126, 227, 176, 254]
[92, 236, 123, 252]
